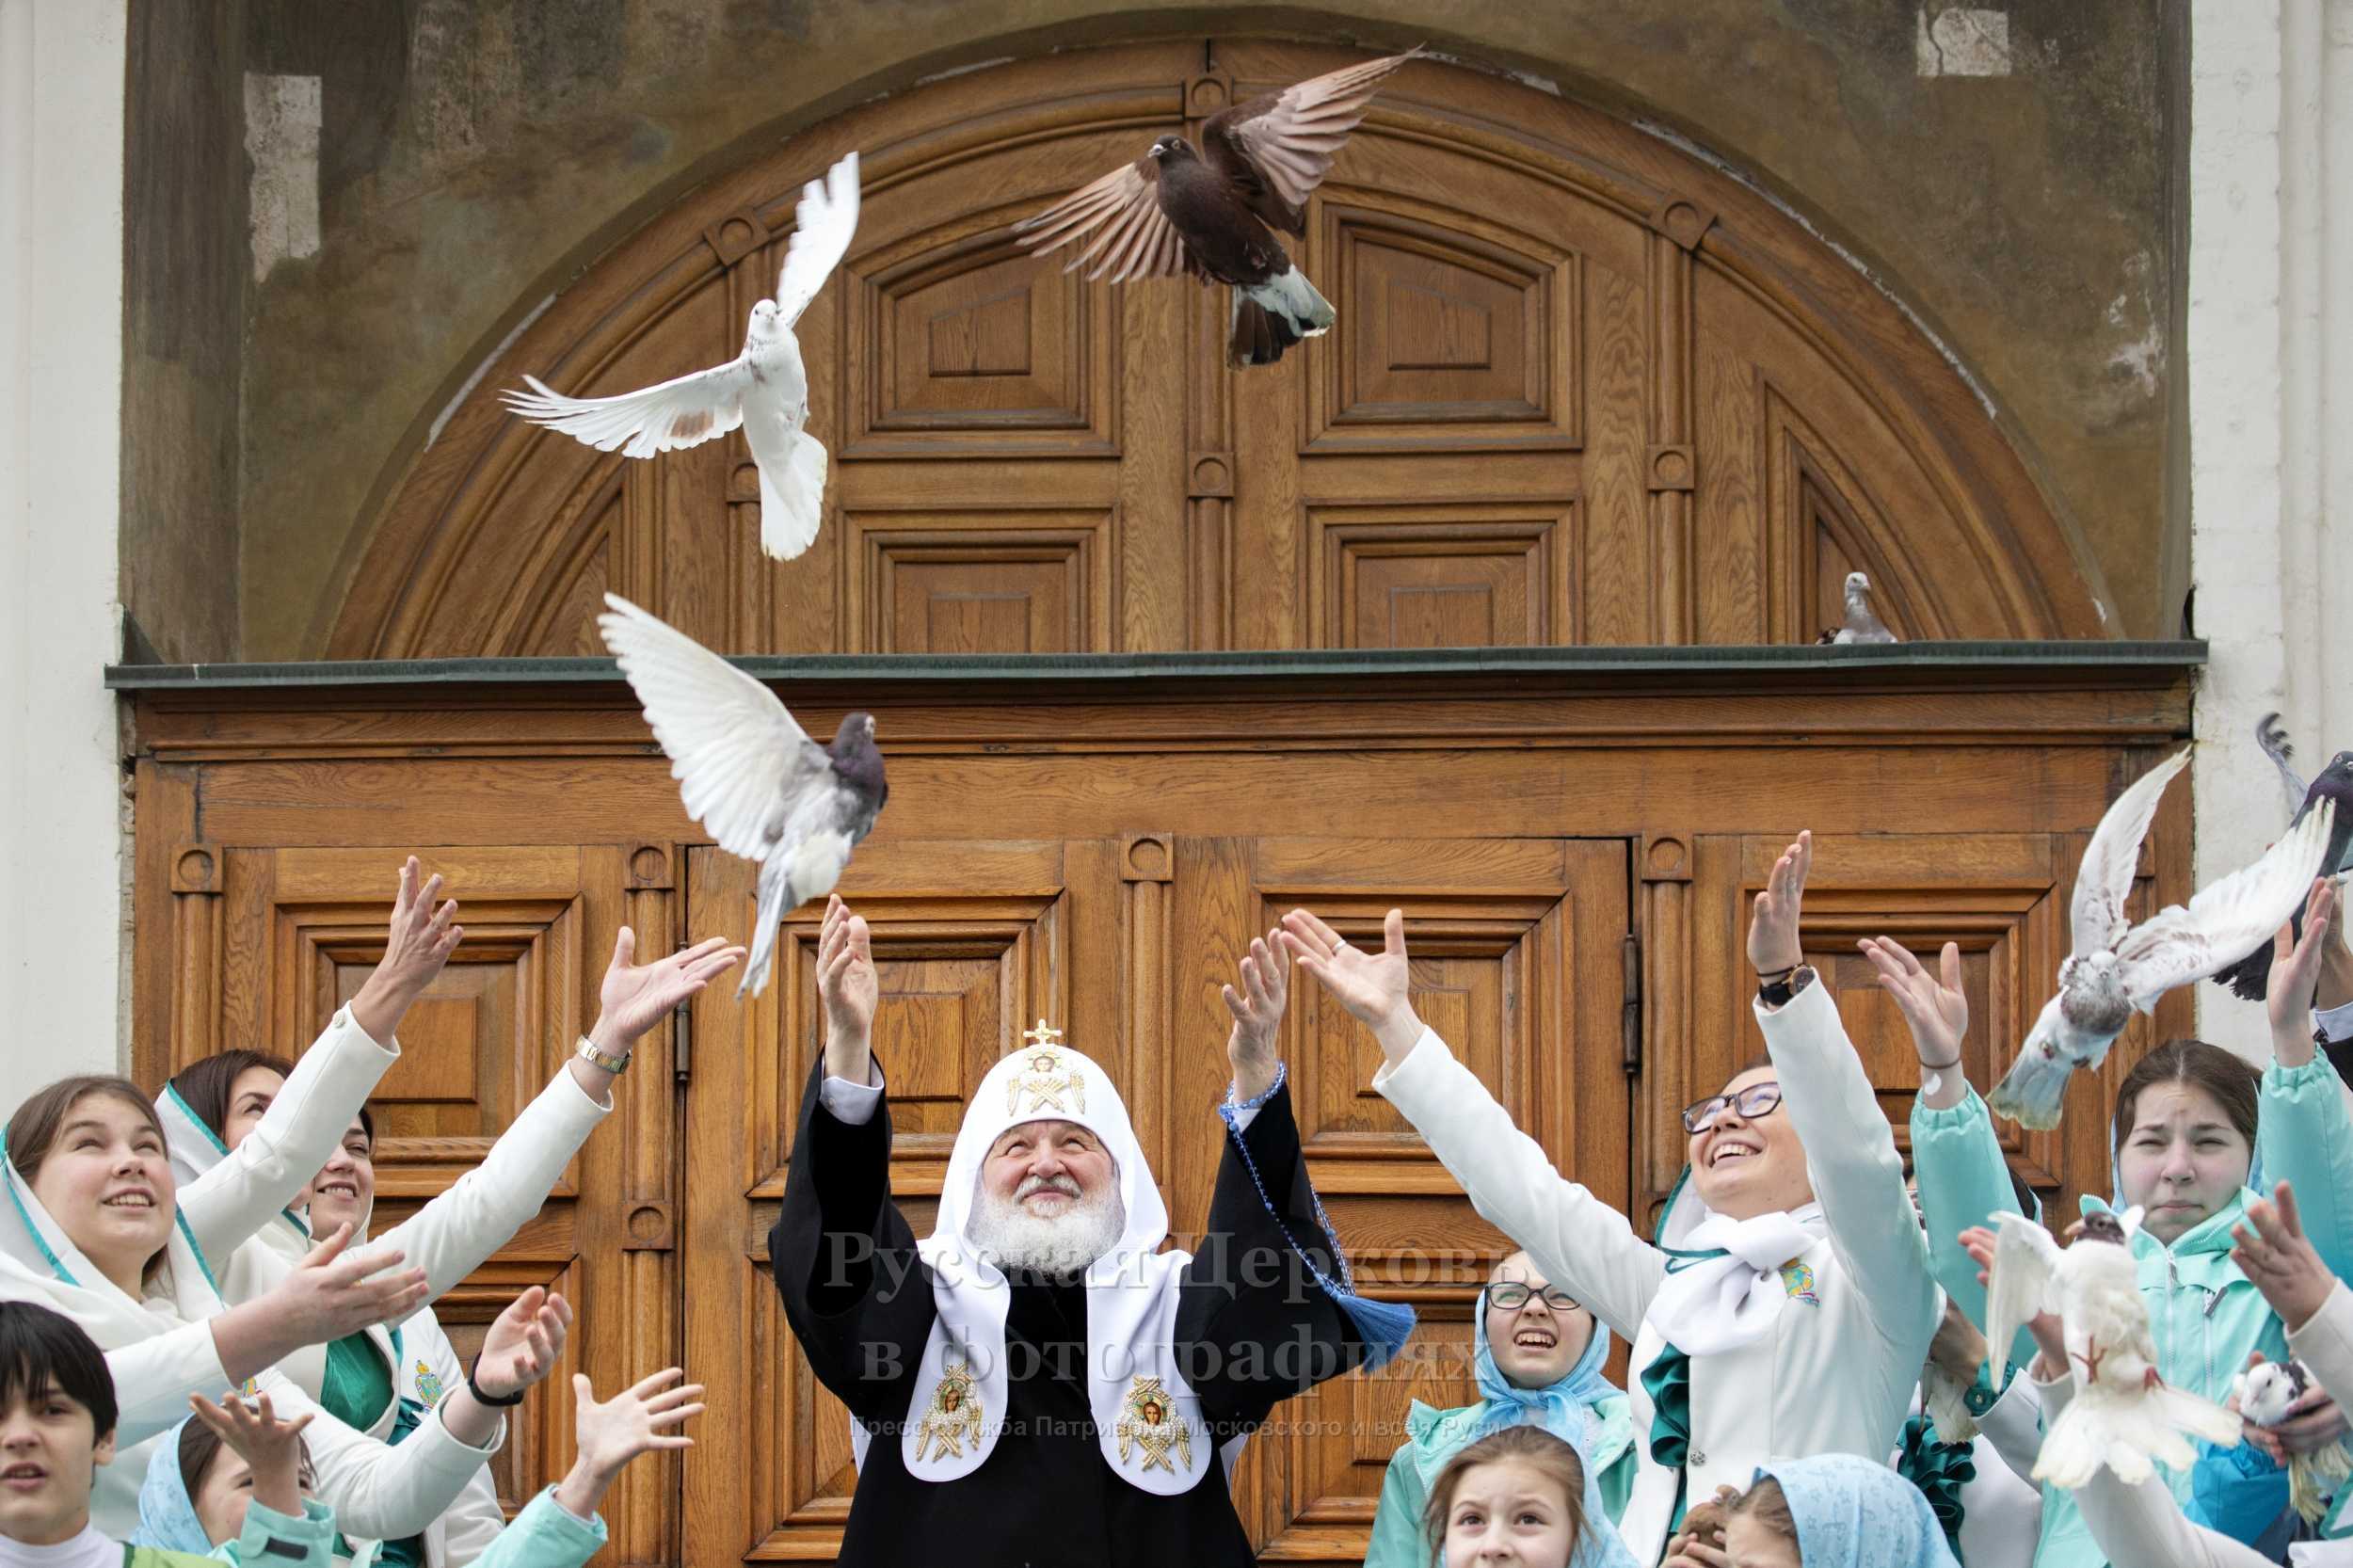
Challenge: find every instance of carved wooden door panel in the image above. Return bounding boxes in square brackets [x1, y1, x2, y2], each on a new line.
[677, 833, 1628, 1565]
[341, 40, 2101, 659]
[152, 842, 675, 1549]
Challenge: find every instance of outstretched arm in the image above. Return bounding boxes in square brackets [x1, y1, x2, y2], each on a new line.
[1749, 835, 1937, 1349]
[1283, 907, 1667, 1340]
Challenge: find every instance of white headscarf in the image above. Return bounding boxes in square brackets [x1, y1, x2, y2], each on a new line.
[0, 1117, 232, 1534]
[864, 1041, 1217, 1496]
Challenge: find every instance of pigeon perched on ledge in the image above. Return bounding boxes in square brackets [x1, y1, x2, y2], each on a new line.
[2211, 713, 2353, 1001]
[1015, 49, 1420, 368]
[598, 593, 887, 997]
[506, 151, 861, 562]
[1817, 570, 1897, 644]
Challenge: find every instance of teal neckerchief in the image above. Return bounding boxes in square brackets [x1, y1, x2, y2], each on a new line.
[1895, 1411, 1976, 1556]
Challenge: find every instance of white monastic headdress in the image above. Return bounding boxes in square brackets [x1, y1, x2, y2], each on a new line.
[857, 1024, 1218, 1492]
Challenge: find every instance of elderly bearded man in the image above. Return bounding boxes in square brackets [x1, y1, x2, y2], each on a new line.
[771, 896, 1412, 1566]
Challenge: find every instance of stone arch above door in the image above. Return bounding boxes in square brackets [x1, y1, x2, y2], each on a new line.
[328, 37, 2108, 658]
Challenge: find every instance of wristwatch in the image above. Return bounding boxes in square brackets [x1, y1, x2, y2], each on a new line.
[1757, 966, 1814, 1008]
[575, 1034, 630, 1075]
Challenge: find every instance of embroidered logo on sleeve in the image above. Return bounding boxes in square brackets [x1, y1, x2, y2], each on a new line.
[1778, 1261, 1820, 1305]
[912, 1354, 985, 1463]
[413, 1361, 444, 1405]
[1115, 1376, 1193, 1475]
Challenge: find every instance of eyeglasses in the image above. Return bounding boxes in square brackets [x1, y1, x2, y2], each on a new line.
[1483, 1283, 1579, 1313]
[1682, 1080, 1785, 1135]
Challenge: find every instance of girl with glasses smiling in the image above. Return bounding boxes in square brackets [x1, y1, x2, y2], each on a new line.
[1283, 832, 1943, 1564]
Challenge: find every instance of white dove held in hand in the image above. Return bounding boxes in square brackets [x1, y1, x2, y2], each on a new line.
[598, 594, 888, 998]
[1988, 746, 2338, 1128]
[2236, 1358, 2353, 1525]
[505, 151, 860, 561]
[1985, 1208, 2241, 1488]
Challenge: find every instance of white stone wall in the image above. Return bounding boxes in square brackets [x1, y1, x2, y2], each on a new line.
[0, 0, 129, 1122]
[2189, 0, 2353, 1059]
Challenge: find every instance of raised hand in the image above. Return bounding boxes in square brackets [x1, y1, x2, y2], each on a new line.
[349, 856, 464, 1042]
[1279, 907, 1421, 1065]
[470, 1285, 573, 1400]
[817, 895, 878, 1083]
[554, 1368, 706, 1520]
[586, 927, 746, 1058]
[1220, 930, 1289, 1105]
[2266, 881, 2339, 1064]
[2233, 1179, 2337, 1335]
[265, 1223, 428, 1345]
[1747, 831, 1812, 974]
[188, 1390, 313, 1517]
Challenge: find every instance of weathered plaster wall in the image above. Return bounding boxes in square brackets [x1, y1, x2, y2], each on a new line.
[141, 0, 2178, 655]
[120, 0, 245, 664]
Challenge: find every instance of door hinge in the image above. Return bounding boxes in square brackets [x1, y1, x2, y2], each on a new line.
[672, 1005, 692, 1083]
[1620, 932, 1642, 1075]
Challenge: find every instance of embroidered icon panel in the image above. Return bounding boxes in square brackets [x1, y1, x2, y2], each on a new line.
[913, 1355, 986, 1463]
[1006, 1023, 1086, 1116]
[1115, 1375, 1193, 1475]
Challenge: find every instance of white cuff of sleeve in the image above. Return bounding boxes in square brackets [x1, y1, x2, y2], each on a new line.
[821, 1073, 884, 1126]
[2316, 1000, 2353, 1041]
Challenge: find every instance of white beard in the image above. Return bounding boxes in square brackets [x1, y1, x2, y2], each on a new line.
[968, 1171, 1126, 1277]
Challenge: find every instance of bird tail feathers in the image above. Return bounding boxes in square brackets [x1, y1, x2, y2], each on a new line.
[1229, 269, 1334, 367]
[1987, 1051, 2071, 1131]
[737, 833, 856, 1000]
[2291, 1441, 2353, 1525]
[759, 431, 828, 562]
[2033, 1384, 2237, 1491]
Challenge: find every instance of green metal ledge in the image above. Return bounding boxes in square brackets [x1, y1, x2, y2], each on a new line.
[106, 640, 2206, 694]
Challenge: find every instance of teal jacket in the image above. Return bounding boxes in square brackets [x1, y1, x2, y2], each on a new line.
[1912, 1058, 2353, 1567]
[1364, 1392, 1636, 1568]
[217, 1491, 604, 1568]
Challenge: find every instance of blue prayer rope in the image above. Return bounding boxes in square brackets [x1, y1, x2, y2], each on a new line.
[1216, 1062, 1359, 1298]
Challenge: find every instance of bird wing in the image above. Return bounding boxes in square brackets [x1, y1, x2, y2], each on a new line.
[1983, 1211, 2063, 1384]
[2069, 748, 2191, 959]
[597, 593, 828, 863]
[2258, 712, 2313, 817]
[1012, 155, 1194, 283]
[2115, 796, 2338, 1005]
[776, 151, 860, 328]
[504, 360, 753, 459]
[1201, 48, 1421, 226]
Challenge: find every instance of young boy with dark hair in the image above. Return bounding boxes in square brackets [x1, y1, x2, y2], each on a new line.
[0, 1302, 333, 1568]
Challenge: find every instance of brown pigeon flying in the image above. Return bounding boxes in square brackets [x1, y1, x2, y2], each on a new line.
[1014, 48, 1422, 368]
[2211, 712, 2353, 1000]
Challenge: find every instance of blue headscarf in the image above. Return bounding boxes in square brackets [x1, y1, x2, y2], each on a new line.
[1404, 1304, 1641, 1568]
[1753, 1454, 1959, 1568]
[133, 1417, 221, 1556]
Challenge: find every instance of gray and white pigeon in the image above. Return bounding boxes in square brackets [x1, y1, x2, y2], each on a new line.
[2212, 713, 2353, 1000]
[1987, 748, 2337, 1128]
[2235, 1357, 2353, 1524]
[505, 151, 860, 562]
[1014, 49, 1420, 368]
[1985, 1208, 2241, 1487]
[598, 593, 888, 998]
[1817, 570, 1897, 644]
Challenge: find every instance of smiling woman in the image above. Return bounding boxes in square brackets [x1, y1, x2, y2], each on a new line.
[7, 1081, 175, 1298]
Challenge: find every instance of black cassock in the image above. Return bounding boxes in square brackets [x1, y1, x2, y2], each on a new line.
[770, 1055, 1367, 1566]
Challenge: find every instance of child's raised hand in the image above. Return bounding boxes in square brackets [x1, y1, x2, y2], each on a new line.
[554, 1368, 706, 1520]
[189, 1390, 312, 1517]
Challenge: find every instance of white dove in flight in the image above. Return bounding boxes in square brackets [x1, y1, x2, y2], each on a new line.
[1986, 747, 2338, 1128]
[598, 593, 888, 998]
[1984, 1208, 2241, 1487]
[505, 150, 860, 562]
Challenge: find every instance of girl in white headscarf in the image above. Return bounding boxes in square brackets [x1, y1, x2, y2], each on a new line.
[1285, 832, 1943, 1564]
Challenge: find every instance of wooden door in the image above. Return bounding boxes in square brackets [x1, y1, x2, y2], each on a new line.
[338, 40, 2103, 659]
[679, 833, 1629, 1565]
[149, 841, 680, 1553]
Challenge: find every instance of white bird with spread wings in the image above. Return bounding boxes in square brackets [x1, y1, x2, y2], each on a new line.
[1984, 1208, 2241, 1487]
[506, 151, 860, 562]
[1985, 747, 2337, 1128]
